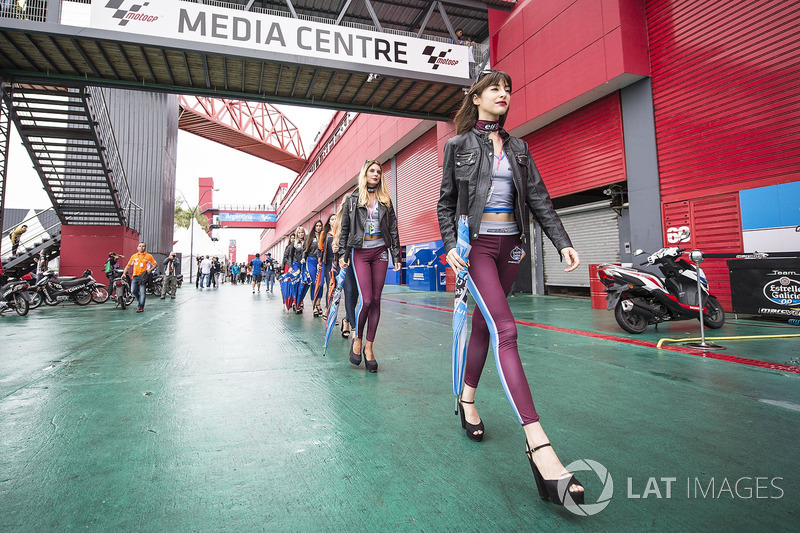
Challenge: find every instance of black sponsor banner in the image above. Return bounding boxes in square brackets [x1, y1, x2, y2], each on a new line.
[728, 258, 800, 316]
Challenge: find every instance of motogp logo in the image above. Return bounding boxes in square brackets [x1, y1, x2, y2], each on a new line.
[421, 46, 460, 70]
[104, 0, 158, 26]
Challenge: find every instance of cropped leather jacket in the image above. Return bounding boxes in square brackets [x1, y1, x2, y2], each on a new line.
[339, 189, 401, 262]
[437, 128, 572, 254]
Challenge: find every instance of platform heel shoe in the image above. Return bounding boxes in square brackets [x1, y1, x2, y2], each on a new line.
[525, 441, 585, 506]
[458, 399, 484, 442]
[349, 338, 362, 366]
[364, 357, 378, 373]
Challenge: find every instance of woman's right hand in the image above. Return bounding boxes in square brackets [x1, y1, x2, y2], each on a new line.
[339, 257, 349, 269]
[446, 248, 468, 273]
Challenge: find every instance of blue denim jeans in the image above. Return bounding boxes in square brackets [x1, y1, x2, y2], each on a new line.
[200, 273, 210, 287]
[130, 275, 147, 310]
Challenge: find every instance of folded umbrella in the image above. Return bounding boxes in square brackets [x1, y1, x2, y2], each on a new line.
[322, 264, 348, 356]
[452, 214, 472, 411]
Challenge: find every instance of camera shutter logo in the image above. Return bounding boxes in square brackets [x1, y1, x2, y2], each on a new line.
[560, 459, 614, 516]
[104, 0, 152, 26]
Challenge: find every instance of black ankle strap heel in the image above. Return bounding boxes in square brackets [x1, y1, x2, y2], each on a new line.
[525, 441, 585, 506]
[458, 399, 484, 442]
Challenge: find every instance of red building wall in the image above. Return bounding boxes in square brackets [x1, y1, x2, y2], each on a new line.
[523, 93, 626, 197]
[489, 0, 650, 135]
[59, 225, 140, 277]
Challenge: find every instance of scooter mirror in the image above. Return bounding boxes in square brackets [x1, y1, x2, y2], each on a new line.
[679, 229, 691, 241]
[634, 249, 644, 256]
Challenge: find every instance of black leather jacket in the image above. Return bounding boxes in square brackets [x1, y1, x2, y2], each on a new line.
[339, 189, 401, 262]
[438, 128, 572, 254]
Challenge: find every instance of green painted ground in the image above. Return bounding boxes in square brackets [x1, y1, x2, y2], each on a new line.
[1, 284, 798, 532]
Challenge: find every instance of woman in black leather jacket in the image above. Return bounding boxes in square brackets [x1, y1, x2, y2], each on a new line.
[288, 226, 307, 313]
[438, 70, 584, 507]
[338, 160, 402, 373]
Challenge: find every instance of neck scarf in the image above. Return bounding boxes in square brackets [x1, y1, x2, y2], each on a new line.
[476, 120, 499, 131]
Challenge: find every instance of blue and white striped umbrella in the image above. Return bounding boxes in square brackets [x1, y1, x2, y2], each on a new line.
[452, 215, 472, 403]
[322, 265, 348, 356]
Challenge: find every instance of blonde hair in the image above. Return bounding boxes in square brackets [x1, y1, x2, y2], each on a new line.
[332, 200, 347, 244]
[357, 160, 391, 207]
[294, 226, 306, 240]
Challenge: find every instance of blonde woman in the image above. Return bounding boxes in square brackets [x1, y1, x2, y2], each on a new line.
[338, 160, 401, 372]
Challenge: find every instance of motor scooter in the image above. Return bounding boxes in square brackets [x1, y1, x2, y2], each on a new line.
[109, 268, 136, 310]
[31, 269, 97, 307]
[597, 230, 725, 334]
[0, 279, 30, 316]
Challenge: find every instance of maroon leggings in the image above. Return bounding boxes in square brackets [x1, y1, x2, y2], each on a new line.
[464, 234, 539, 425]
[351, 245, 389, 342]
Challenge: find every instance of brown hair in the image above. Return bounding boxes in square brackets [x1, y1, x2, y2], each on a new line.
[357, 160, 392, 208]
[304, 219, 324, 255]
[453, 70, 512, 135]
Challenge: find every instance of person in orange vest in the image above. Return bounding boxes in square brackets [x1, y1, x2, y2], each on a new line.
[123, 242, 157, 313]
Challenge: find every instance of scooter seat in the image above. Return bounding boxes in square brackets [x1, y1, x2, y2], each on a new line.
[60, 278, 87, 288]
[54, 276, 76, 282]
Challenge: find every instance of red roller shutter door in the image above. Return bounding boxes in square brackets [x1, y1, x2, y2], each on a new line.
[523, 93, 626, 198]
[661, 193, 742, 310]
[648, 0, 800, 201]
[396, 127, 440, 245]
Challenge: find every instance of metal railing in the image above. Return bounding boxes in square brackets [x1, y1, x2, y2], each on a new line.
[0, 0, 47, 21]
[213, 203, 277, 212]
[0, 207, 61, 261]
[85, 86, 140, 231]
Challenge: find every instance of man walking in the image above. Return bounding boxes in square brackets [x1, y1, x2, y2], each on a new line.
[123, 242, 156, 313]
[250, 253, 263, 293]
[9, 224, 27, 255]
[200, 255, 212, 288]
[161, 252, 180, 300]
[211, 256, 221, 288]
[264, 252, 276, 293]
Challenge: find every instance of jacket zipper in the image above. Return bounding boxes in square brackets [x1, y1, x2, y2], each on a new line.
[504, 138, 527, 244]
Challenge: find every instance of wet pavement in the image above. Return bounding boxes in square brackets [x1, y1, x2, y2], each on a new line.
[1, 284, 798, 531]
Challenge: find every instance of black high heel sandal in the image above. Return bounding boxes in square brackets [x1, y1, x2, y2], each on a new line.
[349, 338, 361, 366]
[458, 399, 484, 442]
[341, 321, 350, 339]
[525, 441, 585, 506]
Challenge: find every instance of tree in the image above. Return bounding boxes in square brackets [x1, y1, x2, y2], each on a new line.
[174, 199, 209, 231]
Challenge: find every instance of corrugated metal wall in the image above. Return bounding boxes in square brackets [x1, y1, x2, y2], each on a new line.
[102, 88, 178, 260]
[542, 201, 620, 288]
[661, 194, 741, 309]
[523, 93, 626, 198]
[396, 126, 439, 245]
[648, 0, 800, 204]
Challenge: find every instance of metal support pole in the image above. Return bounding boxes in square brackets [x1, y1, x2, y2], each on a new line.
[363, 0, 383, 32]
[685, 250, 725, 350]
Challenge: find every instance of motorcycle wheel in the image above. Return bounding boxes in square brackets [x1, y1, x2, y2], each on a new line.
[12, 293, 29, 316]
[74, 289, 92, 306]
[92, 286, 110, 304]
[124, 293, 135, 307]
[29, 292, 43, 309]
[117, 286, 127, 310]
[614, 300, 648, 334]
[703, 295, 726, 329]
[152, 282, 162, 297]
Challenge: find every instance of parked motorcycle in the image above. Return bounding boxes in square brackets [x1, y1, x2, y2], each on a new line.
[110, 268, 136, 310]
[32, 269, 97, 307]
[0, 279, 31, 316]
[597, 231, 725, 334]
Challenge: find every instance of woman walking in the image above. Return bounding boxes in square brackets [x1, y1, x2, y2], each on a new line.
[288, 226, 308, 313]
[437, 70, 584, 507]
[320, 214, 337, 317]
[338, 160, 401, 373]
[304, 219, 325, 316]
[282, 234, 296, 274]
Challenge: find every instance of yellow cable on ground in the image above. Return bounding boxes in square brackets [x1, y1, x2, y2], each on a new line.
[657, 334, 800, 348]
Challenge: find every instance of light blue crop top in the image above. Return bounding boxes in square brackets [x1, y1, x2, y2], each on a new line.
[365, 200, 382, 236]
[483, 152, 515, 213]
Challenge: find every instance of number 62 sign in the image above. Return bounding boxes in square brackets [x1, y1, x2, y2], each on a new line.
[666, 226, 691, 244]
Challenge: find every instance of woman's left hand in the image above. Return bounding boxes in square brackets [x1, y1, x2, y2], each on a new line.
[561, 247, 580, 272]
[393, 262, 401, 272]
